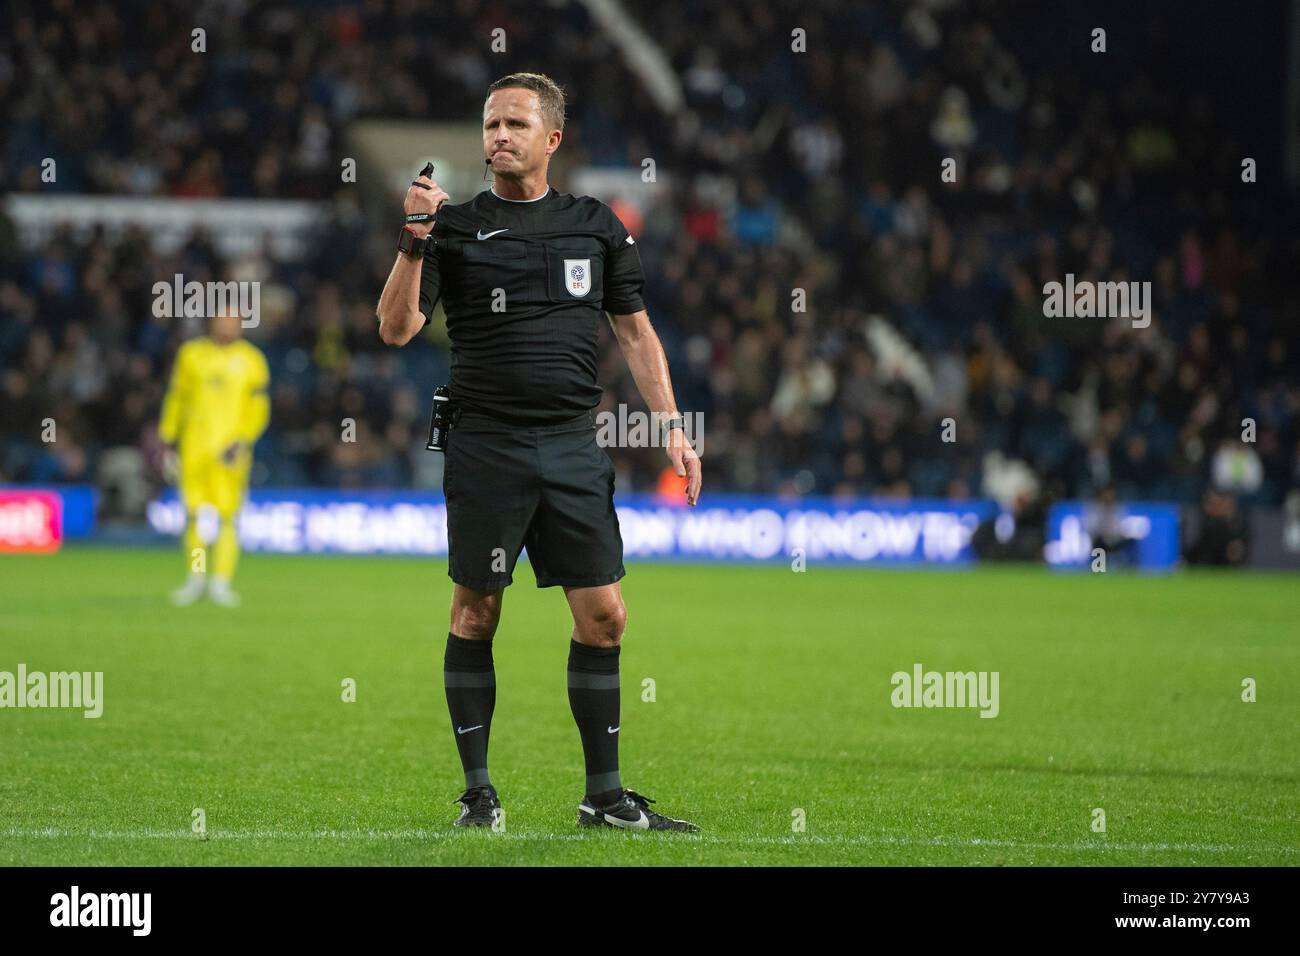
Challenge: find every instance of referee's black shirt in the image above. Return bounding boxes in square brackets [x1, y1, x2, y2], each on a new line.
[418, 186, 646, 425]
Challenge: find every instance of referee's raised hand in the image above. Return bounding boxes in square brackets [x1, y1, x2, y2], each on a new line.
[378, 166, 449, 347]
[404, 171, 449, 238]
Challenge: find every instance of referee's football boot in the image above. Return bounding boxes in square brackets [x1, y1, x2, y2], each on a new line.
[577, 789, 699, 832]
[453, 785, 503, 829]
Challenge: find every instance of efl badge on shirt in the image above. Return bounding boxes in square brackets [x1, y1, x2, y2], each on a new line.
[564, 258, 591, 297]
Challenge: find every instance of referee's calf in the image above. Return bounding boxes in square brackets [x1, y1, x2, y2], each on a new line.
[377, 72, 702, 832]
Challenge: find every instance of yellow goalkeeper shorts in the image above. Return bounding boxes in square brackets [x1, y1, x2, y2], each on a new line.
[179, 454, 250, 519]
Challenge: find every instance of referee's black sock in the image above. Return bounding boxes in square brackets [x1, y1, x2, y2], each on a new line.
[567, 640, 622, 805]
[444, 633, 495, 791]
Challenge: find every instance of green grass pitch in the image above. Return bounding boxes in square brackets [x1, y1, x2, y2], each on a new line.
[1, 548, 1297, 866]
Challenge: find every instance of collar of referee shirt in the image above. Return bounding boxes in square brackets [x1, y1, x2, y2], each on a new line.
[490, 186, 552, 202]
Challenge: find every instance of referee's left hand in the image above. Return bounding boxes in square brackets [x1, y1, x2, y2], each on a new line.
[665, 431, 702, 506]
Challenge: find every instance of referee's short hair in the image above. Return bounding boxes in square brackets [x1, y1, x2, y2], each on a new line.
[486, 72, 567, 132]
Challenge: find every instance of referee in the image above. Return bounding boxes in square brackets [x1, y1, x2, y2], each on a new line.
[377, 73, 701, 832]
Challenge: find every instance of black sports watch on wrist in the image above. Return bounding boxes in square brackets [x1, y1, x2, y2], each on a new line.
[397, 225, 429, 260]
[660, 414, 687, 442]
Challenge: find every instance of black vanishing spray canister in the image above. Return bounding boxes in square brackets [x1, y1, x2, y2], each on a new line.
[426, 385, 451, 451]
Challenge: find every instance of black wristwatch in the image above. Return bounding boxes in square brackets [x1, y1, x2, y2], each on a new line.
[660, 414, 687, 442]
[397, 225, 430, 260]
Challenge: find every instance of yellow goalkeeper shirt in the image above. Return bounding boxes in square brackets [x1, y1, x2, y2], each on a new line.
[158, 337, 270, 461]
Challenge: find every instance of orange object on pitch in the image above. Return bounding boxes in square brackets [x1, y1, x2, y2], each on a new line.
[656, 465, 689, 506]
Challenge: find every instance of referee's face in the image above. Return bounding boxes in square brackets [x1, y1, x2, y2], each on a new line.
[483, 88, 559, 180]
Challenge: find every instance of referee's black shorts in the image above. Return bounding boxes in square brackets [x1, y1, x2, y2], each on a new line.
[443, 409, 626, 591]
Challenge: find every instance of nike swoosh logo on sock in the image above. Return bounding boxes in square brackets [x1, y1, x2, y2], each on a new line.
[607, 725, 619, 734]
[457, 725, 483, 735]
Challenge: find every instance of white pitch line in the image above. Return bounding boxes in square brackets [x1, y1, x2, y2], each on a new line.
[2, 828, 1296, 855]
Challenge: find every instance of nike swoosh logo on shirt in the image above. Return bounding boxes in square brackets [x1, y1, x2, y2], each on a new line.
[457, 725, 483, 735]
[476, 228, 509, 240]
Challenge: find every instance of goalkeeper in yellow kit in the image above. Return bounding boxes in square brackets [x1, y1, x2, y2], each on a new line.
[159, 312, 270, 607]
